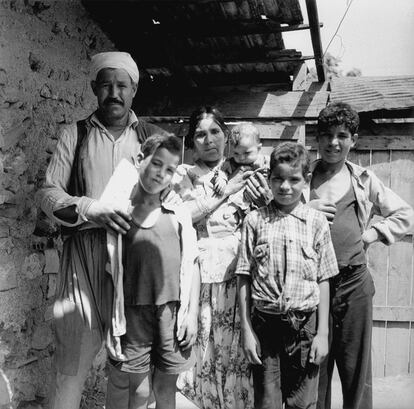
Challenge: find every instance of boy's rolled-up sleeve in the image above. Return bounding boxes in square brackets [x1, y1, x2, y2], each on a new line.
[36, 125, 93, 227]
[366, 170, 414, 244]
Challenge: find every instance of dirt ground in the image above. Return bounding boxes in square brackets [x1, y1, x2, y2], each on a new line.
[174, 375, 414, 409]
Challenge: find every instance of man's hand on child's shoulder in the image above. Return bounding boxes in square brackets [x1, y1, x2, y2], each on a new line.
[161, 185, 182, 205]
[307, 199, 337, 223]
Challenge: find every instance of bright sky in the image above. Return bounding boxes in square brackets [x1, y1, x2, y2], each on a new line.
[283, 0, 414, 76]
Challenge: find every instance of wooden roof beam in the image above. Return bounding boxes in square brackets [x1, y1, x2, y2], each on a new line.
[143, 21, 323, 38]
[359, 109, 414, 119]
[127, 0, 237, 3]
[141, 48, 303, 67]
[305, 0, 325, 82]
[152, 33, 197, 88]
[137, 90, 329, 120]
[148, 71, 293, 88]
[143, 54, 315, 69]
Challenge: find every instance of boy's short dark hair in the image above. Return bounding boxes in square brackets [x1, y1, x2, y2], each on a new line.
[141, 133, 182, 159]
[318, 102, 360, 135]
[269, 142, 310, 177]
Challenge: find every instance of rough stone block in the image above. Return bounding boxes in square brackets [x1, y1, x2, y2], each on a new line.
[0, 118, 31, 150]
[28, 52, 44, 72]
[0, 192, 13, 206]
[0, 87, 20, 104]
[51, 22, 63, 35]
[44, 249, 59, 274]
[0, 0, 116, 404]
[31, 324, 52, 350]
[0, 222, 10, 238]
[14, 357, 38, 369]
[21, 254, 43, 280]
[44, 305, 54, 322]
[0, 68, 7, 86]
[0, 368, 12, 405]
[0, 260, 17, 292]
[15, 379, 36, 402]
[39, 84, 52, 99]
[0, 237, 13, 253]
[16, 401, 43, 409]
[10, 220, 37, 239]
[8, 150, 28, 176]
[0, 204, 21, 219]
[46, 274, 56, 299]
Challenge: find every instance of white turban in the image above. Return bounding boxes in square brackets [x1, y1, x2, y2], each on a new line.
[91, 51, 139, 84]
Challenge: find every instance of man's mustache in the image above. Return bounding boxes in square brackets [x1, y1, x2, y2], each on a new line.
[104, 98, 123, 105]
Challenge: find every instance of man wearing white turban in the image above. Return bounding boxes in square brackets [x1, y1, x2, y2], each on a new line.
[38, 51, 165, 409]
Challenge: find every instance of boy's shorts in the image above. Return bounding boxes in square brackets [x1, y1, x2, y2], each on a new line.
[109, 301, 194, 375]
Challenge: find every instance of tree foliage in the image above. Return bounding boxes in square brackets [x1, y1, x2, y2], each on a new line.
[307, 52, 362, 81]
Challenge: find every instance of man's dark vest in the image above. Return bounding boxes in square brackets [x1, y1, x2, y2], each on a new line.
[34, 117, 163, 239]
[61, 118, 162, 236]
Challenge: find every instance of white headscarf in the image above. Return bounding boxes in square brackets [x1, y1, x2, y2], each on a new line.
[91, 51, 139, 84]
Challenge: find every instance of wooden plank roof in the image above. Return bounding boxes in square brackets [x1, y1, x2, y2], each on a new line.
[82, 0, 324, 95]
[139, 89, 329, 119]
[330, 76, 414, 114]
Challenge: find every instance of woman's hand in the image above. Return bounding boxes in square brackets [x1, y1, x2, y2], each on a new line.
[241, 326, 262, 365]
[177, 312, 198, 351]
[223, 168, 248, 197]
[161, 185, 182, 205]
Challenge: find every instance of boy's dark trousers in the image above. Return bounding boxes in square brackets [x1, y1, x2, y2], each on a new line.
[317, 264, 374, 409]
[252, 309, 319, 409]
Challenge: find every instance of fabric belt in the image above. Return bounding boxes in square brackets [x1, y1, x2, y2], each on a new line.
[338, 263, 365, 274]
[254, 307, 315, 331]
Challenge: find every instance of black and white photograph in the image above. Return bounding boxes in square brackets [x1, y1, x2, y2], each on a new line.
[0, 1, 413, 408]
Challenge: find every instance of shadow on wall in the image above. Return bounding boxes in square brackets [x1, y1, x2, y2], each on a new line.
[0, 0, 114, 406]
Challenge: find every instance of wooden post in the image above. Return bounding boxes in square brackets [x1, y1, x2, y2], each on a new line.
[305, 0, 325, 83]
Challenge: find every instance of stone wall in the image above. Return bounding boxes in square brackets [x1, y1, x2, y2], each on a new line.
[0, 1, 114, 407]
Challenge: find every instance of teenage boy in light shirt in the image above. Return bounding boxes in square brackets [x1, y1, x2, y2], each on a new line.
[307, 102, 414, 409]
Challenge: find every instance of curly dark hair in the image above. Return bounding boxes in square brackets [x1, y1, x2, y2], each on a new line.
[269, 142, 310, 178]
[185, 106, 228, 149]
[317, 102, 360, 135]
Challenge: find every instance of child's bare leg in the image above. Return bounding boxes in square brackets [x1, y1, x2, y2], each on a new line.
[129, 372, 151, 409]
[152, 368, 178, 409]
[107, 366, 150, 409]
